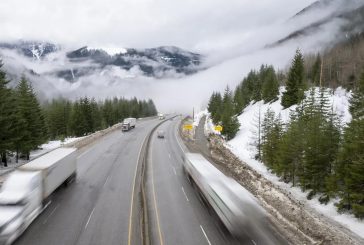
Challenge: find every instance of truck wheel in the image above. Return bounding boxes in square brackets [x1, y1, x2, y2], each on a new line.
[64, 172, 77, 187]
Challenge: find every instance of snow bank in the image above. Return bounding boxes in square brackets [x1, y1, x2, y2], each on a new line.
[223, 87, 364, 239]
[193, 109, 208, 127]
[30, 137, 83, 159]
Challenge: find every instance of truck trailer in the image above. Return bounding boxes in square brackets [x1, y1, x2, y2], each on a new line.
[121, 118, 136, 131]
[0, 147, 77, 245]
[183, 153, 267, 239]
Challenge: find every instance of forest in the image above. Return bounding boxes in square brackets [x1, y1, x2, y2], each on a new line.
[0, 63, 157, 165]
[207, 44, 364, 218]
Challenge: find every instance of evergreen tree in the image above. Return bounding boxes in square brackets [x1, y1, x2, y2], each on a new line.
[261, 65, 280, 103]
[207, 92, 223, 124]
[0, 62, 17, 166]
[221, 87, 240, 140]
[276, 107, 304, 185]
[311, 53, 322, 86]
[14, 76, 47, 160]
[261, 109, 283, 169]
[336, 72, 364, 218]
[281, 49, 306, 108]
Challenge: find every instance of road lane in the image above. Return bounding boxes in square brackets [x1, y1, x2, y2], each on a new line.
[147, 118, 239, 245]
[14, 118, 160, 245]
[148, 117, 289, 245]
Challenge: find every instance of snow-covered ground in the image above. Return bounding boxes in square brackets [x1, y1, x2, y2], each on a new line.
[30, 137, 83, 159]
[203, 87, 364, 239]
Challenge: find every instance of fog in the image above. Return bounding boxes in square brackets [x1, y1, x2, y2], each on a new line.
[1, 0, 362, 113]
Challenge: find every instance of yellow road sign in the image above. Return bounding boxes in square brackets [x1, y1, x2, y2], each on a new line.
[183, 124, 193, 130]
[215, 125, 223, 132]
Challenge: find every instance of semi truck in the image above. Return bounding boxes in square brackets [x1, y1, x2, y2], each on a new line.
[121, 118, 136, 131]
[158, 113, 165, 120]
[183, 153, 267, 240]
[0, 147, 77, 245]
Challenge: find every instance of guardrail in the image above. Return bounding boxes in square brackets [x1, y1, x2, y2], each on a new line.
[0, 116, 159, 179]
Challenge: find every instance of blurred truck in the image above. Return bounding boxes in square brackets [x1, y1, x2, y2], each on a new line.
[158, 113, 165, 120]
[183, 153, 267, 240]
[0, 148, 77, 245]
[121, 118, 136, 131]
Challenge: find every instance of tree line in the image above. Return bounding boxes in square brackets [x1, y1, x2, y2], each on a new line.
[207, 49, 364, 219]
[0, 62, 157, 165]
[208, 64, 280, 139]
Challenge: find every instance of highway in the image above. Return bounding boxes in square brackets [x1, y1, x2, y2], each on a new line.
[146, 117, 289, 245]
[12, 116, 289, 245]
[14, 117, 161, 245]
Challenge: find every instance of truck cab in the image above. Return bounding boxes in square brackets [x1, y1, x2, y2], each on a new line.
[122, 118, 136, 131]
[0, 171, 43, 245]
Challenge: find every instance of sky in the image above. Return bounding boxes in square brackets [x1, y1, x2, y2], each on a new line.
[0, 0, 315, 53]
[2, 0, 359, 113]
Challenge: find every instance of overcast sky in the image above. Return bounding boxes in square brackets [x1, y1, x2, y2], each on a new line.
[0, 0, 315, 53]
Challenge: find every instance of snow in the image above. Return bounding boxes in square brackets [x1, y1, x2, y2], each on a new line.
[87, 46, 127, 56]
[30, 137, 82, 159]
[193, 109, 207, 127]
[24, 148, 77, 169]
[207, 86, 364, 239]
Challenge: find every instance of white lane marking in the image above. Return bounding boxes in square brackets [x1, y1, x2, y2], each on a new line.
[251, 240, 257, 245]
[77, 147, 93, 159]
[168, 154, 171, 159]
[42, 200, 52, 212]
[200, 225, 212, 245]
[85, 207, 95, 229]
[181, 187, 189, 202]
[173, 167, 177, 176]
[103, 175, 110, 187]
[43, 204, 59, 224]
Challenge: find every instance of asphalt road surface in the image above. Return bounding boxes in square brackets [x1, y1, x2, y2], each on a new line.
[14, 117, 161, 245]
[13, 116, 289, 245]
[147, 118, 289, 245]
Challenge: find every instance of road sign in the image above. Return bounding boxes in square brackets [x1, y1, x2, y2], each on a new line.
[183, 124, 193, 130]
[215, 125, 223, 132]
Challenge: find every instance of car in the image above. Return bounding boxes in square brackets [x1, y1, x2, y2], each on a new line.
[157, 130, 165, 138]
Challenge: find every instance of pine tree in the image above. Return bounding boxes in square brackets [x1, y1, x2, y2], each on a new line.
[281, 49, 306, 108]
[311, 54, 322, 86]
[0, 62, 18, 166]
[14, 76, 47, 160]
[276, 107, 304, 185]
[261, 65, 280, 103]
[336, 72, 364, 218]
[207, 92, 223, 124]
[221, 87, 240, 140]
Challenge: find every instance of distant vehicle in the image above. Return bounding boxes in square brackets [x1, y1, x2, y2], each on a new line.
[157, 130, 165, 138]
[183, 153, 266, 239]
[122, 117, 136, 131]
[0, 148, 77, 245]
[158, 113, 165, 120]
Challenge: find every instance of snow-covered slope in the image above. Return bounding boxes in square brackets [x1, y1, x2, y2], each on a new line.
[216, 87, 364, 239]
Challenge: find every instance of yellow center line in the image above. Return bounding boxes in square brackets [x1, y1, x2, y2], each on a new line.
[150, 137, 164, 245]
[128, 134, 148, 245]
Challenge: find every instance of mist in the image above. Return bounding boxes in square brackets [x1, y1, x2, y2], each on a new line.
[0, 0, 361, 113]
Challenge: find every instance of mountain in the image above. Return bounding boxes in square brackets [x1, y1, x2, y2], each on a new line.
[0, 41, 203, 82]
[268, 0, 364, 48]
[0, 41, 59, 59]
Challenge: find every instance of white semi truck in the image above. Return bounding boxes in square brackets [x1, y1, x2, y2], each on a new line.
[0, 148, 77, 245]
[158, 113, 165, 120]
[183, 153, 267, 240]
[121, 118, 136, 131]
